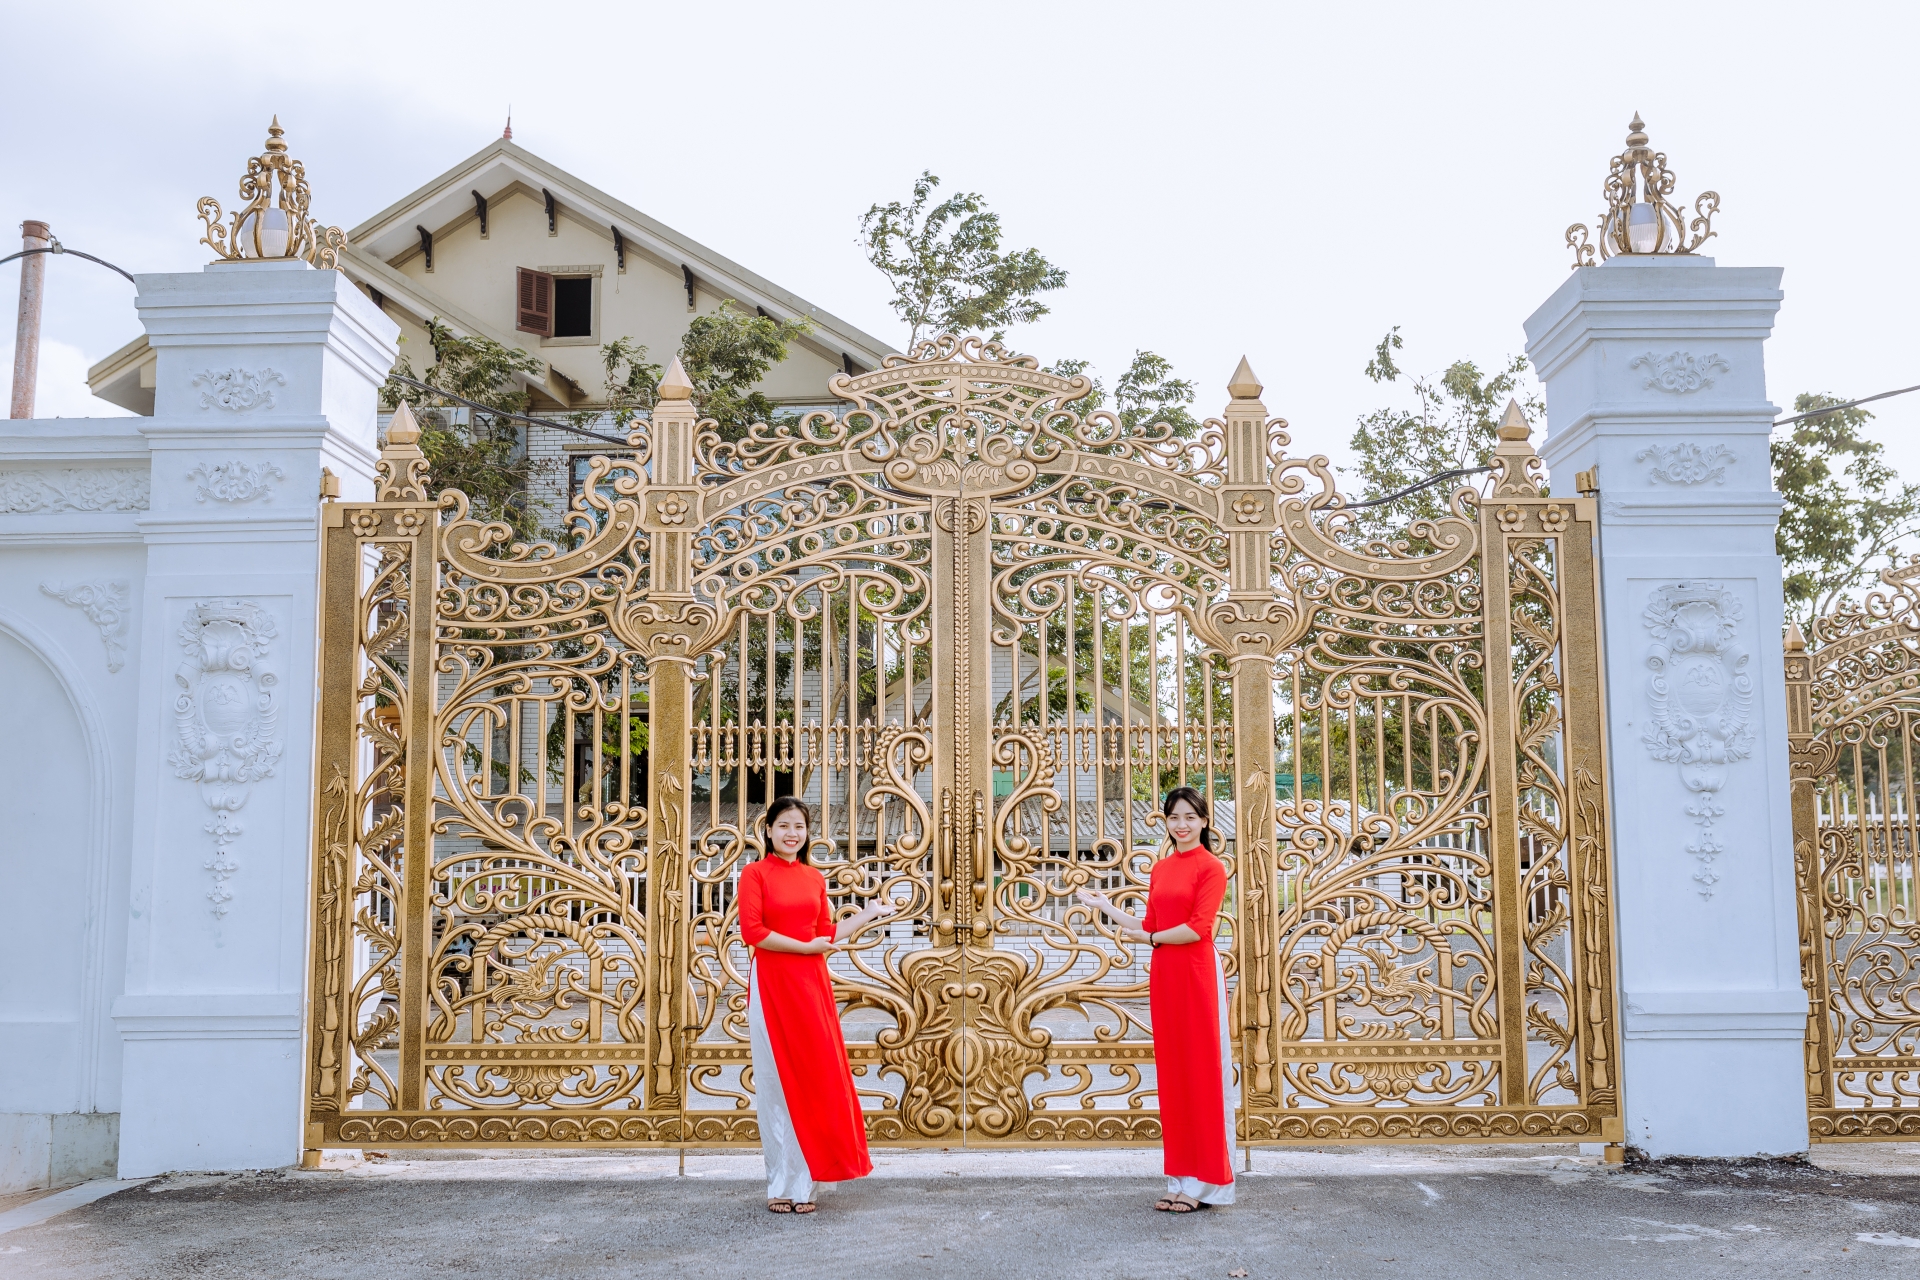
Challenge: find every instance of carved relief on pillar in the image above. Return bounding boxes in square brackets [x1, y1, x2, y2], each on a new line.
[1636, 442, 1736, 487]
[193, 367, 285, 411]
[187, 459, 286, 503]
[1631, 351, 1728, 394]
[168, 600, 282, 916]
[1642, 581, 1754, 898]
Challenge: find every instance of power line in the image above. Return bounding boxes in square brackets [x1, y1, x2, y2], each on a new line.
[0, 241, 136, 285]
[1775, 384, 1920, 428]
[1343, 466, 1493, 510]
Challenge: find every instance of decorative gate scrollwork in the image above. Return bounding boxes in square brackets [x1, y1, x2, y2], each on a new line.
[304, 338, 1623, 1151]
[1791, 565, 1920, 1140]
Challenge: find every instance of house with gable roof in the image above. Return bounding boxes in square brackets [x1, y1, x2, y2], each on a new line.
[88, 125, 898, 514]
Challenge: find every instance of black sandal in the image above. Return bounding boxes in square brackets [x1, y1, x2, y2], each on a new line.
[793, 1202, 817, 1214]
[767, 1199, 795, 1214]
[1168, 1197, 1209, 1213]
[1154, 1197, 1178, 1212]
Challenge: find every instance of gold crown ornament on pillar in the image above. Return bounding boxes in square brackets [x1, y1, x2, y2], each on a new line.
[1566, 114, 1719, 268]
[196, 117, 347, 267]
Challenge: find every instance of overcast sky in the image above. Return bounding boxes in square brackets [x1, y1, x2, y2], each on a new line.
[3, 1, 1915, 483]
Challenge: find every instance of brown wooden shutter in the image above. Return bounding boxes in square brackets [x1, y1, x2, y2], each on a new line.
[516, 267, 554, 336]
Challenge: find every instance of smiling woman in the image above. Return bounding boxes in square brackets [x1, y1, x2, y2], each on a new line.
[738, 797, 891, 1214]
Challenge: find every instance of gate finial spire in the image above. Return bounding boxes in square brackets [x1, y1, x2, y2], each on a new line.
[1228, 356, 1263, 401]
[375, 401, 432, 503]
[1488, 399, 1543, 497]
[658, 355, 694, 401]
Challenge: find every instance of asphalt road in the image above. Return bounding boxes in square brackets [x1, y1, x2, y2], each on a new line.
[5, 1146, 1920, 1279]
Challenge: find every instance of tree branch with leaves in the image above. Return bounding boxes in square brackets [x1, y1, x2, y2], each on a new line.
[860, 172, 1067, 347]
[1774, 393, 1920, 627]
[1346, 326, 1543, 535]
[381, 319, 552, 542]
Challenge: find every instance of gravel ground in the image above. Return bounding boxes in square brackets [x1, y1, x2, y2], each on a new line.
[6, 1144, 1920, 1279]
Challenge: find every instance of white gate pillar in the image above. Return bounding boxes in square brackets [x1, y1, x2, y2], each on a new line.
[1524, 254, 1805, 1157]
[114, 259, 397, 1175]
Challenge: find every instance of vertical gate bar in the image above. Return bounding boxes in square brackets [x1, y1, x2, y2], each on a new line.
[1219, 370, 1282, 1122]
[931, 503, 956, 945]
[964, 500, 992, 942]
[741, 611, 751, 822]
[1904, 713, 1915, 919]
[1478, 508, 1532, 1108]
[1093, 589, 1106, 861]
[1785, 625, 1834, 1114]
[1173, 618, 1184, 784]
[305, 501, 363, 1148]
[848, 589, 860, 879]
[1556, 499, 1621, 1125]
[1067, 582, 1079, 869]
[636, 369, 702, 1129]
[397, 507, 439, 1113]
[1120, 603, 1132, 863]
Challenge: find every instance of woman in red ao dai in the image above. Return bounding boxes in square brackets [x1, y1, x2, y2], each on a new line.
[1078, 786, 1235, 1212]
[737, 796, 894, 1213]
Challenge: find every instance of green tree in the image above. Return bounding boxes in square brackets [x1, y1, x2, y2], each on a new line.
[1047, 350, 1201, 438]
[860, 171, 1068, 346]
[1347, 326, 1543, 530]
[568, 336, 661, 438]
[678, 300, 812, 442]
[381, 319, 550, 541]
[1773, 393, 1920, 625]
[388, 303, 810, 542]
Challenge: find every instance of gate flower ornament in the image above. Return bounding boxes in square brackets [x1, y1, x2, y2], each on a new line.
[169, 600, 282, 916]
[1642, 582, 1753, 898]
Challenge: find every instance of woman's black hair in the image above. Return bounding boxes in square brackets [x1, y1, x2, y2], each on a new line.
[762, 795, 813, 863]
[1162, 786, 1219, 853]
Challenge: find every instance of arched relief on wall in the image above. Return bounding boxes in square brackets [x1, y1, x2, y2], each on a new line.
[0, 609, 118, 1114]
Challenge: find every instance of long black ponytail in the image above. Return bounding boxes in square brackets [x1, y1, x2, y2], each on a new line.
[762, 795, 813, 864]
[1162, 785, 1219, 853]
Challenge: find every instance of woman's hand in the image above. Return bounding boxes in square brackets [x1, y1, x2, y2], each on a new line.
[1067, 890, 1136, 932]
[805, 937, 841, 956]
[834, 896, 900, 943]
[1075, 888, 1114, 914]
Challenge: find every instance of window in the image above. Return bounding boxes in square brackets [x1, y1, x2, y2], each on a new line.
[552, 276, 592, 338]
[516, 268, 552, 336]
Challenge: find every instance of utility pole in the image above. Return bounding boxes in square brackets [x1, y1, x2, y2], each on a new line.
[10, 220, 50, 419]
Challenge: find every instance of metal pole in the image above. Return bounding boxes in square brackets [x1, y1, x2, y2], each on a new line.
[10, 220, 50, 419]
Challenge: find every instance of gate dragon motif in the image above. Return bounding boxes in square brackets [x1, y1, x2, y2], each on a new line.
[303, 338, 1622, 1153]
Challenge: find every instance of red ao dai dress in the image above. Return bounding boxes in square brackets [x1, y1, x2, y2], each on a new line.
[1143, 844, 1236, 1203]
[738, 855, 873, 1203]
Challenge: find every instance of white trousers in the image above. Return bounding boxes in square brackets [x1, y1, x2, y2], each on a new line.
[748, 958, 815, 1203]
[1166, 961, 1237, 1206]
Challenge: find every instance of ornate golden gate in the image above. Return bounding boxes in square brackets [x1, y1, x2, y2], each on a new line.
[303, 338, 1622, 1153]
[1791, 567, 1920, 1140]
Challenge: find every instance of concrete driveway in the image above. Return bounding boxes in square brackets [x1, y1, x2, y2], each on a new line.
[5, 1144, 1920, 1278]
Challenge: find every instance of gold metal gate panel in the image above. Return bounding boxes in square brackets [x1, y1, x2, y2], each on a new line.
[304, 339, 1622, 1150]
[1791, 566, 1920, 1140]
